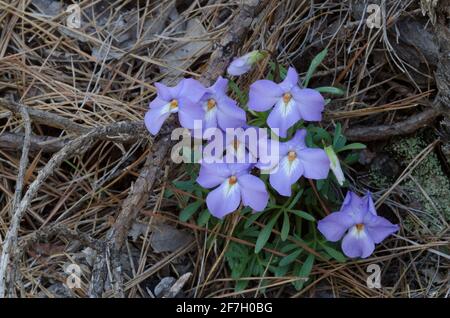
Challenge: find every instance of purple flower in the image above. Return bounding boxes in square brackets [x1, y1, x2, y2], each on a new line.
[196, 163, 269, 218]
[227, 50, 265, 76]
[201, 77, 246, 130]
[202, 126, 260, 164]
[144, 78, 207, 135]
[248, 67, 325, 138]
[318, 191, 399, 259]
[262, 129, 329, 196]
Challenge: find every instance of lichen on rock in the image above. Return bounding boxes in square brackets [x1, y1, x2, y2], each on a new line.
[371, 135, 450, 234]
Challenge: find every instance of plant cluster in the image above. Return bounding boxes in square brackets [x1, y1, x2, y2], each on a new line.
[147, 50, 399, 291]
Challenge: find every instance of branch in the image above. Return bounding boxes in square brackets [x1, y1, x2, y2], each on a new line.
[0, 99, 88, 134]
[88, 131, 172, 297]
[0, 132, 70, 153]
[0, 105, 31, 297]
[345, 107, 442, 141]
[0, 99, 147, 144]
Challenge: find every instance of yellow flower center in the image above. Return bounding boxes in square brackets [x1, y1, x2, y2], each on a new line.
[283, 93, 292, 104]
[233, 139, 240, 150]
[228, 176, 237, 185]
[207, 99, 216, 110]
[170, 99, 178, 109]
[355, 223, 365, 232]
[287, 151, 297, 161]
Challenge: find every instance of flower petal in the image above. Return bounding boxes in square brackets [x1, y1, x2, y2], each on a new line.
[206, 180, 241, 218]
[363, 191, 378, 216]
[279, 67, 299, 92]
[267, 98, 301, 138]
[154, 82, 180, 101]
[144, 103, 171, 135]
[297, 148, 330, 180]
[340, 191, 367, 223]
[227, 56, 251, 76]
[269, 156, 303, 196]
[210, 76, 229, 94]
[257, 138, 280, 171]
[197, 163, 230, 188]
[216, 96, 246, 129]
[317, 211, 354, 242]
[341, 226, 375, 258]
[179, 78, 207, 103]
[204, 107, 218, 130]
[178, 100, 205, 129]
[238, 174, 269, 211]
[364, 214, 399, 244]
[225, 139, 254, 164]
[227, 163, 252, 175]
[292, 87, 325, 121]
[284, 129, 307, 151]
[248, 80, 283, 111]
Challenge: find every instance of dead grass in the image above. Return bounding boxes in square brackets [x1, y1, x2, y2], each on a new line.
[0, 0, 448, 298]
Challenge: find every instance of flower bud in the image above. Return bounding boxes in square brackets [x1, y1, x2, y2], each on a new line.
[325, 146, 345, 186]
[227, 50, 266, 76]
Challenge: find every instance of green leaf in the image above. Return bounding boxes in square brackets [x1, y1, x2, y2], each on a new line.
[268, 61, 288, 81]
[288, 209, 315, 222]
[273, 265, 290, 277]
[280, 243, 300, 254]
[164, 189, 174, 198]
[336, 143, 366, 153]
[244, 211, 262, 228]
[332, 123, 346, 150]
[197, 209, 211, 226]
[300, 254, 315, 276]
[344, 152, 359, 165]
[303, 48, 328, 87]
[281, 212, 290, 241]
[293, 254, 315, 290]
[316, 179, 325, 191]
[173, 180, 196, 192]
[255, 214, 279, 253]
[320, 243, 346, 263]
[308, 126, 332, 145]
[179, 201, 202, 222]
[287, 189, 303, 210]
[315, 86, 345, 95]
[228, 80, 247, 106]
[279, 249, 303, 267]
[334, 122, 342, 138]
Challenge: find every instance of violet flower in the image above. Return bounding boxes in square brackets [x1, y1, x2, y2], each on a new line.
[223, 127, 260, 163]
[201, 76, 246, 130]
[261, 129, 329, 197]
[144, 78, 207, 135]
[196, 163, 269, 218]
[318, 191, 399, 259]
[248, 67, 325, 138]
[227, 50, 265, 76]
[202, 126, 260, 164]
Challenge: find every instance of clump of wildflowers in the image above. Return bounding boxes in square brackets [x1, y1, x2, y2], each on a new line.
[144, 50, 398, 262]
